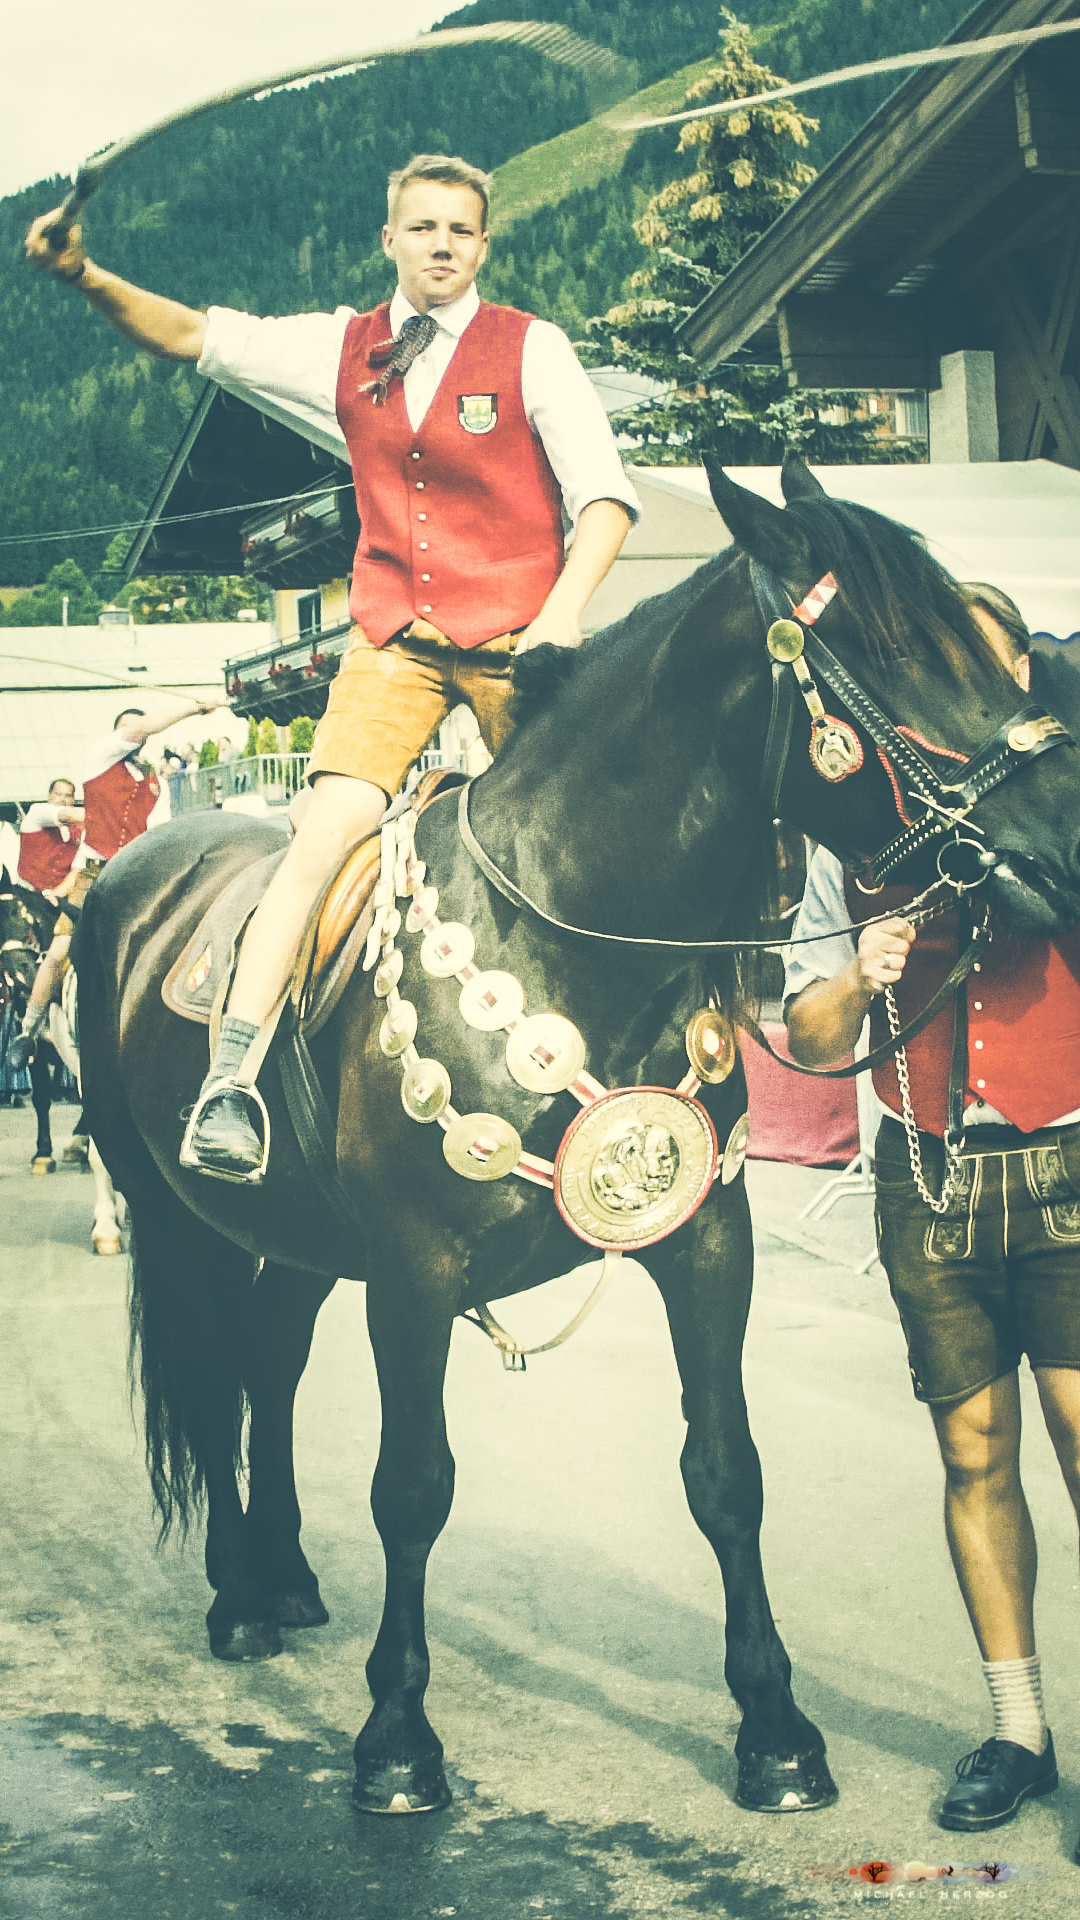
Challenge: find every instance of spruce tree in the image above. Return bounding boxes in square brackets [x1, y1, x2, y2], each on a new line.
[584, 11, 875, 465]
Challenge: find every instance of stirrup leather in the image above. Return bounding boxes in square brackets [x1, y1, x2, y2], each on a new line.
[179, 1078, 271, 1185]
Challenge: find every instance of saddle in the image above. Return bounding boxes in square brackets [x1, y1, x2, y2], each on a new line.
[162, 769, 464, 1039]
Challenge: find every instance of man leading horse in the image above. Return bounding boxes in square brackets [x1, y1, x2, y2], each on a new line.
[785, 587, 1080, 1848]
[26, 152, 638, 1180]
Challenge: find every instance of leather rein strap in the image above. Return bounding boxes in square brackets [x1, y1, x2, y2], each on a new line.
[739, 909, 988, 1081]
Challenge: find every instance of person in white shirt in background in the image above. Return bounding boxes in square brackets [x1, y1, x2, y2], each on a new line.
[7, 697, 218, 1073]
[26, 150, 639, 1179]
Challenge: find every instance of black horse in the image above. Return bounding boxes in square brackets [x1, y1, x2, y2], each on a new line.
[75, 461, 1080, 1819]
[0, 881, 85, 1169]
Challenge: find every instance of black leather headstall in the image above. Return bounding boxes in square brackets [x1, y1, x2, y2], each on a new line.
[750, 560, 1071, 891]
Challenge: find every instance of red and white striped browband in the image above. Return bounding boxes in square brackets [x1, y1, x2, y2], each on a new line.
[791, 572, 839, 627]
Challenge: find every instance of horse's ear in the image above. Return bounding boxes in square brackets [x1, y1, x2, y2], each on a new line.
[702, 455, 811, 579]
[780, 450, 826, 503]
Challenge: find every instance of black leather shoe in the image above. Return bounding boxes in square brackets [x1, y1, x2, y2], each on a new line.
[6, 1032, 36, 1074]
[184, 1085, 264, 1179]
[939, 1733, 1057, 1831]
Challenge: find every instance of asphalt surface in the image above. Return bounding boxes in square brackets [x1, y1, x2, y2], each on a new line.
[4, 1099, 1080, 1917]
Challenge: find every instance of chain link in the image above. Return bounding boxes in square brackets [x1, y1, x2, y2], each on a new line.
[883, 983, 964, 1213]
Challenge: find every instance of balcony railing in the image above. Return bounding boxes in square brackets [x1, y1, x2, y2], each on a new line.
[167, 753, 310, 814]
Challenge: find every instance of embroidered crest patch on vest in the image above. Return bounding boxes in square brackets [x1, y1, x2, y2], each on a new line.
[458, 393, 497, 435]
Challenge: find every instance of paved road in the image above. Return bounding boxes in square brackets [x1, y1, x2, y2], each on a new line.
[3, 1100, 1080, 1918]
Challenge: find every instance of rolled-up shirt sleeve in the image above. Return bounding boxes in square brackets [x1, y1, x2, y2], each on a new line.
[197, 306, 355, 436]
[782, 847, 856, 1006]
[521, 320, 641, 528]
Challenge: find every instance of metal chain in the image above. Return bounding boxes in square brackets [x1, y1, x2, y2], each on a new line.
[883, 983, 962, 1214]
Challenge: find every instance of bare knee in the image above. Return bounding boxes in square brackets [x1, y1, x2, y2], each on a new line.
[932, 1378, 1021, 1490]
[288, 778, 384, 883]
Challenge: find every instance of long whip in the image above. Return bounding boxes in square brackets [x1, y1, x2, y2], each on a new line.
[614, 17, 1080, 130]
[43, 21, 634, 250]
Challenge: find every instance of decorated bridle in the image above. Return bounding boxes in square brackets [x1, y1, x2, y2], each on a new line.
[750, 560, 1070, 893]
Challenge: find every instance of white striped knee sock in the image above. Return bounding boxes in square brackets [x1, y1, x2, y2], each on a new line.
[981, 1654, 1046, 1755]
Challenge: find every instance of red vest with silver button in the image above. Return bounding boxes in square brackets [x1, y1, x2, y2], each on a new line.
[17, 822, 82, 892]
[843, 878, 1080, 1135]
[83, 757, 160, 861]
[335, 302, 565, 648]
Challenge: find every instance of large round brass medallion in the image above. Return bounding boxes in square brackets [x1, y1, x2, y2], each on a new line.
[505, 1012, 586, 1093]
[442, 1112, 522, 1181]
[554, 1087, 718, 1250]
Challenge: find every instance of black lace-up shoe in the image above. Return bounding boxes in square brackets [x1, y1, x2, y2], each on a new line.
[183, 1084, 264, 1180]
[938, 1733, 1057, 1831]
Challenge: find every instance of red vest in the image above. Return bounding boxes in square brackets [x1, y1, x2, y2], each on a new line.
[844, 877, 1080, 1135]
[84, 758, 160, 861]
[335, 302, 566, 647]
[18, 822, 82, 891]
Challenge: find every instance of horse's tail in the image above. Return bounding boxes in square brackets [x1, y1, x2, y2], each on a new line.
[127, 1193, 257, 1543]
[75, 873, 257, 1542]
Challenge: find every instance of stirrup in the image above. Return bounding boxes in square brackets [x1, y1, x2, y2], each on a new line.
[179, 1079, 271, 1185]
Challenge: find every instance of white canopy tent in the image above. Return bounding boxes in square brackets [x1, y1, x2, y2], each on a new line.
[584, 460, 1080, 649]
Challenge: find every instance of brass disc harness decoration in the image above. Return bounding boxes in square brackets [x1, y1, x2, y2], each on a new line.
[366, 807, 748, 1249]
[766, 616, 863, 784]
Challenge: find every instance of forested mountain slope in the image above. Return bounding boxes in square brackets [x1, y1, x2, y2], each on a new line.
[1, 0, 976, 584]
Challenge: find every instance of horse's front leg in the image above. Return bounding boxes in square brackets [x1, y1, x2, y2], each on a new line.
[651, 1189, 837, 1812]
[353, 1274, 456, 1814]
[243, 1260, 336, 1628]
[29, 1047, 54, 1172]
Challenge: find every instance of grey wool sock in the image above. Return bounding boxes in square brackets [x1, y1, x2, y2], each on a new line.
[206, 1015, 260, 1087]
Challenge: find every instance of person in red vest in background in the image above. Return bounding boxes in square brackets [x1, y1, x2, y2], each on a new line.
[27, 151, 639, 1177]
[17, 775, 84, 901]
[8, 698, 217, 1072]
[784, 585, 1080, 1851]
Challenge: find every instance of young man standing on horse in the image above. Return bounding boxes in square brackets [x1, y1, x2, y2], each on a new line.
[26, 153, 638, 1179]
[784, 588, 1080, 1846]
[7, 699, 217, 1074]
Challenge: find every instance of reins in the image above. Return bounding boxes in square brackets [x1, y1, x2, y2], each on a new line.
[457, 779, 946, 955]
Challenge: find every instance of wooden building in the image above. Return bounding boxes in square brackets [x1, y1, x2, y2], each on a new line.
[678, 0, 1080, 467]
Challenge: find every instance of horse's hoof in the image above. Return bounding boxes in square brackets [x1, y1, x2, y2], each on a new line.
[63, 1137, 90, 1165]
[736, 1747, 838, 1812]
[208, 1618, 283, 1662]
[274, 1589, 330, 1629]
[31, 1156, 56, 1176]
[92, 1235, 123, 1257]
[353, 1754, 452, 1815]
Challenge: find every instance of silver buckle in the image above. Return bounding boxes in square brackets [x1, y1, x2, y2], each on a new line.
[179, 1079, 271, 1185]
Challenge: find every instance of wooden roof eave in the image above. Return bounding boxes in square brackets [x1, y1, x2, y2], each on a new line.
[676, 0, 1078, 371]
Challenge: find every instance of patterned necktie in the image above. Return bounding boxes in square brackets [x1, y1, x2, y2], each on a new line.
[364, 313, 439, 405]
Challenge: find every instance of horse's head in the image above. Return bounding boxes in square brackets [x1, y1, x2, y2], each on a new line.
[706, 456, 1080, 932]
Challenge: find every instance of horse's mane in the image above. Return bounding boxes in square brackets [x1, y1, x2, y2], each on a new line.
[780, 494, 998, 682]
[511, 491, 1003, 723]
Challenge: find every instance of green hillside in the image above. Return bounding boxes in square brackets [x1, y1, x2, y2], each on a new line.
[0, 0, 979, 586]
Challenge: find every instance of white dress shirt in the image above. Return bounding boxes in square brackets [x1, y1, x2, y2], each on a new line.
[198, 283, 640, 530]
